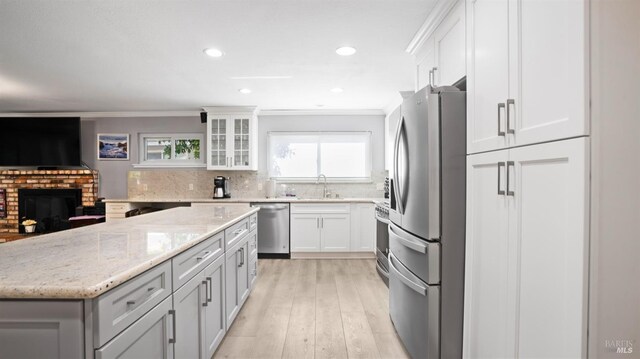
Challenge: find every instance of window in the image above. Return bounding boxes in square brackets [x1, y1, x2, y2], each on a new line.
[268, 132, 372, 181]
[138, 133, 204, 167]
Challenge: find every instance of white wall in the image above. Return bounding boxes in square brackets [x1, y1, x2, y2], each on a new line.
[589, 0, 640, 357]
[82, 114, 385, 198]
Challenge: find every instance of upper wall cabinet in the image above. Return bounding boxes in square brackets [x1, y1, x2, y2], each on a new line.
[415, 0, 466, 90]
[466, 0, 588, 154]
[204, 107, 259, 171]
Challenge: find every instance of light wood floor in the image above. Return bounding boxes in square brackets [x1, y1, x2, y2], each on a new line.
[214, 259, 410, 359]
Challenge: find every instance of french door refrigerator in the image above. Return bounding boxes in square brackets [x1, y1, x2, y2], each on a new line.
[388, 84, 466, 359]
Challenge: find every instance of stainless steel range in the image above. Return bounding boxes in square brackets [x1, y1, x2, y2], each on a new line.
[374, 200, 390, 286]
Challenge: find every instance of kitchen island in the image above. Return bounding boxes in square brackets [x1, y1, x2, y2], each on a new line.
[0, 204, 259, 359]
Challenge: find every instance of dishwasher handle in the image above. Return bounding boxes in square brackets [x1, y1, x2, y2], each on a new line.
[252, 205, 288, 211]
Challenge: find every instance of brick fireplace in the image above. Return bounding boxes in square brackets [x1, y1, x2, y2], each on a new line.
[0, 170, 98, 234]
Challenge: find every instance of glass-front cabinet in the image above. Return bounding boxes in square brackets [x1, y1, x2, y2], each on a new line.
[204, 107, 258, 171]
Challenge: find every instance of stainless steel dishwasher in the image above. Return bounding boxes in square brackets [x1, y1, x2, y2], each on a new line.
[250, 203, 290, 259]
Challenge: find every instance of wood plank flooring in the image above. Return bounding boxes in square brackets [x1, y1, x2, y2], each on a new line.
[214, 259, 409, 359]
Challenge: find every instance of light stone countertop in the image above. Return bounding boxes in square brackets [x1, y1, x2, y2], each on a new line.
[0, 205, 258, 299]
[104, 197, 384, 204]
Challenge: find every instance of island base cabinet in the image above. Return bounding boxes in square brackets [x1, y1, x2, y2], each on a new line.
[225, 236, 249, 329]
[203, 255, 226, 358]
[0, 300, 84, 359]
[173, 272, 205, 359]
[95, 296, 174, 359]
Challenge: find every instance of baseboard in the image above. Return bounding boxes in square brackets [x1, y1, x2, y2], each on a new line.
[290, 251, 376, 259]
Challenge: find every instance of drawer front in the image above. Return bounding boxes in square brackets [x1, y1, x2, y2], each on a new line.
[94, 261, 172, 348]
[248, 229, 258, 258]
[172, 232, 224, 290]
[225, 218, 249, 250]
[291, 203, 350, 214]
[249, 213, 258, 231]
[105, 203, 131, 214]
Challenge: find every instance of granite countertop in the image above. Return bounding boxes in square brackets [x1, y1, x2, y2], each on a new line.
[104, 197, 383, 203]
[0, 205, 258, 299]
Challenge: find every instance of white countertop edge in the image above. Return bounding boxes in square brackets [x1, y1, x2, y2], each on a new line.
[103, 197, 384, 204]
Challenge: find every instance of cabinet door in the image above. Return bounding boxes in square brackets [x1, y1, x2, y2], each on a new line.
[203, 255, 226, 359]
[231, 117, 252, 169]
[416, 35, 436, 90]
[434, 0, 466, 86]
[320, 214, 351, 252]
[509, 0, 587, 147]
[237, 241, 250, 305]
[207, 117, 229, 169]
[173, 271, 205, 359]
[466, 0, 510, 154]
[0, 301, 83, 359]
[225, 246, 241, 328]
[95, 297, 174, 359]
[290, 213, 321, 252]
[463, 149, 511, 358]
[350, 203, 375, 252]
[508, 138, 588, 358]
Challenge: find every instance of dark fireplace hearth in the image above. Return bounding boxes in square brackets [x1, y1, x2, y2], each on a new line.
[18, 189, 82, 234]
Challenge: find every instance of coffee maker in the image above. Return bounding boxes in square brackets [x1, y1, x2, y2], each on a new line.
[213, 176, 231, 199]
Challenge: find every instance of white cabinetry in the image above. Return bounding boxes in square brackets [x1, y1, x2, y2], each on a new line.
[415, 0, 466, 90]
[225, 235, 249, 329]
[204, 106, 258, 171]
[290, 204, 351, 253]
[466, 0, 588, 154]
[464, 138, 588, 358]
[350, 203, 375, 252]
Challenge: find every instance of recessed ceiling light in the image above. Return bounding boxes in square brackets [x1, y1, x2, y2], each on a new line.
[239, 88, 252, 94]
[204, 48, 224, 58]
[336, 46, 357, 56]
[330, 87, 344, 93]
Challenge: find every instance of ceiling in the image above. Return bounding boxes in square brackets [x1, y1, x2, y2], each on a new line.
[0, 0, 436, 113]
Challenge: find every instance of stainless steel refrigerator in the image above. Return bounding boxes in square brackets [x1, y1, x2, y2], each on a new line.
[388, 84, 466, 359]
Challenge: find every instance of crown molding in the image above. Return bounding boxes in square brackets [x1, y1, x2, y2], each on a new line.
[201, 106, 258, 115]
[405, 0, 460, 55]
[258, 109, 385, 116]
[0, 111, 200, 118]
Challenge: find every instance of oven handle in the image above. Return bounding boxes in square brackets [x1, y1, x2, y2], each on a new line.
[375, 213, 389, 224]
[376, 261, 389, 279]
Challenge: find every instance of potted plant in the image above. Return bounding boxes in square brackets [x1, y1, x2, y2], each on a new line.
[21, 219, 37, 233]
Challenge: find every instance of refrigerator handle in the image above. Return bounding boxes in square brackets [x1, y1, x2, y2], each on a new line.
[393, 116, 405, 214]
[399, 120, 410, 212]
[388, 252, 427, 296]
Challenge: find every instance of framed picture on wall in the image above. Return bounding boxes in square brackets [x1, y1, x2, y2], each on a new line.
[97, 133, 129, 160]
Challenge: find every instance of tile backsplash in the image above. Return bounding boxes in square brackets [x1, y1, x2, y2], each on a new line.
[128, 170, 386, 200]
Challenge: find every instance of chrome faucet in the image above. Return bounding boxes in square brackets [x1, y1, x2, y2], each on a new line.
[317, 174, 329, 198]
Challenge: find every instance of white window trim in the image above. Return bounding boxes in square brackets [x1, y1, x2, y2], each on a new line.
[267, 131, 372, 183]
[135, 133, 205, 168]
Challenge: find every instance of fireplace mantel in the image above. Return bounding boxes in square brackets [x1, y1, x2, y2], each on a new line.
[0, 170, 98, 234]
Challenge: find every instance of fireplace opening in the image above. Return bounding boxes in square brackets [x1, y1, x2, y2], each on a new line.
[18, 189, 82, 234]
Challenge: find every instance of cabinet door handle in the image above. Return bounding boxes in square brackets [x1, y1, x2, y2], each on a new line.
[241, 247, 245, 266]
[432, 67, 438, 85]
[497, 162, 506, 195]
[428, 69, 433, 87]
[506, 99, 515, 134]
[498, 103, 506, 136]
[206, 277, 213, 303]
[169, 309, 176, 344]
[321, 217, 324, 228]
[202, 281, 208, 307]
[506, 161, 515, 196]
[237, 249, 242, 267]
[317, 218, 319, 228]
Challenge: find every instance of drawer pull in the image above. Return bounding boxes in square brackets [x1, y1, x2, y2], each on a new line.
[232, 228, 246, 236]
[206, 277, 213, 303]
[125, 286, 157, 307]
[169, 309, 176, 344]
[202, 281, 208, 307]
[196, 250, 212, 261]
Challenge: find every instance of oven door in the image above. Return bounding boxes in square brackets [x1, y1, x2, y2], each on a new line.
[375, 213, 390, 285]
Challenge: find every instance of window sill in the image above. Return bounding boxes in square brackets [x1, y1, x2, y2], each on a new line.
[132, 163, 207, 169]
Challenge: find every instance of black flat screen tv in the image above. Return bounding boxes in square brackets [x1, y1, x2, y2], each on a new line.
[0, 117, 82, 167]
